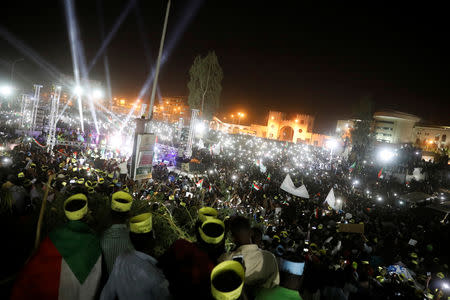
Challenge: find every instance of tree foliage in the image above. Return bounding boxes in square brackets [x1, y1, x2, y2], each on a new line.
[350, 97, 375, 162]
[187, 51, 223, 119]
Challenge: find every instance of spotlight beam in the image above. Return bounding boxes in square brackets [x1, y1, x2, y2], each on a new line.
[138, 0, 203, 101]
[0, 27, 70, 86]
[64, 0, 100, 134]
[63, 0, 84, 131]
[88, 0, 137, 72]
[96, 0, 113, 104]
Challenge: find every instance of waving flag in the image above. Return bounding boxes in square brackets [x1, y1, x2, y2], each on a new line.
[349, 162, 356, 173]
[267, 173, 271, 181]
[252, 182, 261, 191]
[325, 188, 341, 211]
[196, 178, 204, 188]
[377, 168, 383, 179]
[33, 138, 46, 148]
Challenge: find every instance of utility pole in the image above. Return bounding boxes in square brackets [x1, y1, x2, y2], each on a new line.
[130, 0, 170, 180]
[147, 0, 171, 119]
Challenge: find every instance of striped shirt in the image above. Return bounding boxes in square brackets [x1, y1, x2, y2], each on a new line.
[100, 224, 134, 274]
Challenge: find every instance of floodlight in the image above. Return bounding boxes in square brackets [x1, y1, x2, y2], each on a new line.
[326, 139, 338, 149]
[92, 88, 103, 99]
[378, 149, 395, 162]
[73, 85, 83, 96]
[109, 134, 122, 148]
[0, 85, 13, 96]
[195, 121, 206, 134]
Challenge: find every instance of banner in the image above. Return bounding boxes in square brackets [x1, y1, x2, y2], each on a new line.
[337, 223, 364, 234]
[280, 174, 309, 199]
[294, 185, 309, 199]
[135, 134, 156, 180]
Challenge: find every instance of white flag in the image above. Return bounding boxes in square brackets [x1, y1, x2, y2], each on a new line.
[281, 174, 296, 193]
[260, 162, 267, 173]
[325, 188, 340, 211]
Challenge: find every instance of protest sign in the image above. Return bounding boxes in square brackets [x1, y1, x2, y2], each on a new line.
[337, 223, 364, 234]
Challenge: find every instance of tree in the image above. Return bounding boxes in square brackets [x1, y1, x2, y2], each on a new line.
[187, 51, 223, 119]
[350, 97, 375, 162]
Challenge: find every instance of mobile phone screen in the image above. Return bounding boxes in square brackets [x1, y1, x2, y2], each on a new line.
[232, 256, 244, 266]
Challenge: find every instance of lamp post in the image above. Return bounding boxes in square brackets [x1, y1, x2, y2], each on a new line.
[11, 58, 24, 83]
[237, 112, 245, 125]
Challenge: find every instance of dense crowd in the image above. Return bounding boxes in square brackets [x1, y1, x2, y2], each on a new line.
[1, 124, 449, 300]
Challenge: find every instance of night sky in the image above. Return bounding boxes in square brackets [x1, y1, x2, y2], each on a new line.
[1, 1, 449, 133]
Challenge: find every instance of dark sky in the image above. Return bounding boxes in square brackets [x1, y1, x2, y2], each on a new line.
[1, 1, 449, 133]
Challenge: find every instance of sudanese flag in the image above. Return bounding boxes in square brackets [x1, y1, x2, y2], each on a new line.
[11, 221, 102, 300]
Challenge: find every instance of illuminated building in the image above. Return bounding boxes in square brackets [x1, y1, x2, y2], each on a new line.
[336, 110, 450, 151]
[211, 110, 329, 146]
[152, 96, 189, 122]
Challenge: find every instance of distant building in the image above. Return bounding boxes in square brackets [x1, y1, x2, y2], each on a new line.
[335, 110, 450, 152]
[152, 96, 190, 122]
[414, 125, 450, 150]
[212, 110, 329, 146]
[373, 111, 421, 144]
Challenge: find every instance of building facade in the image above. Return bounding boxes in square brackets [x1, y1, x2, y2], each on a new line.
[336, 110, 450, 152]
[152, 96, 189, 123]
[212, 110, 329, 146]
[373, 111, 421, 144]
[414, 125, 450, 150]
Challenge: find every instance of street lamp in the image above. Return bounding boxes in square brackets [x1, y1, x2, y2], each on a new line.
[237, 112, 245, 125]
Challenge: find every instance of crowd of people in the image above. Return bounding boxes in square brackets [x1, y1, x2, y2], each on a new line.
[1, 121, 449, 300]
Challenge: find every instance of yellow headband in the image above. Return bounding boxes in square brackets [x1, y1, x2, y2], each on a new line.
[198, 218, 225, 245]
[211, 260, 245, 300]
[18, 172, 25, 178]
[111, 191, 133, 212]
[130, 213, 152, 233]
[198, 207, 218, 223]
[64, 193, 88, 220]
